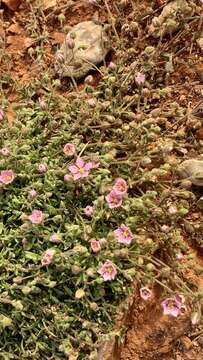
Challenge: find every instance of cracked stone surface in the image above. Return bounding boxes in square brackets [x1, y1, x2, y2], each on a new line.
[55, 21, 110, 79]
[177, 159, 203, 187]
[148, 0, 194, 38]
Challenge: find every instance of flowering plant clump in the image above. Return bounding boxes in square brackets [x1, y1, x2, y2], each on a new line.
[0, 17, 201, 358]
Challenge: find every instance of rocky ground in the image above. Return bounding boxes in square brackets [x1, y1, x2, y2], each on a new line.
[0, 1, 203, 360]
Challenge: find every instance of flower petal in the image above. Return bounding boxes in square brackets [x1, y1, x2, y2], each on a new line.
[69, 165, 79, 174]
[76, 158, 84, 168]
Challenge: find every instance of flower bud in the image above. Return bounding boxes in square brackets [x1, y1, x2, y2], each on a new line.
[72, 245, 88, 254]
[85, 75, 94, 85]
[86, 267, 96, 277]
[0, 147, 10, 157]
[38, 163, 48, 174]
[75, 289, 85, 299]
[71, 265, 82, 274]
[89, 302, 99, 311]
[66, 35, 75, 49]
[87, 98, 96, 108]
[108, 61, 116, 70]
[146, 263, 156, 272]
[0, 315, 12, 328]
[0, 109, 4, 121]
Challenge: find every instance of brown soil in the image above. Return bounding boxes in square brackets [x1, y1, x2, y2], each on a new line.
[119, 292, 202, 360]
[0, 1, 203, 359]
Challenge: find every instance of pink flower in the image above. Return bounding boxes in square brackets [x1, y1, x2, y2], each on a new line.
[50, 233, 61, 243]
[114, 224, 133, 244]
[113, 178, 128, 195]
[135, 72, 145, 85]
[29, 189, 37, 199]
[168, 206, 177, 215]
[68, 158, 93, 180]
[84, 205, 94, 216]
[162, 298, 180, 317]
[0, 148, 10, 157]
[63, 143, 76, 156]
[90, 239, 101, 253]
[38, 164, 48, 174]
[105, 189, 123, 209]
[64, 174, 72, 182]
[87, 161, 100, 169]
[174, 294, 185, 307]
[162, 294, 186, 317]
[108, 61, 116, 70]
[140, 287, 153, 300]
[87, 98, 96, 108]
[28, 210, 44, 224]
[176, 252, 183, 260]
[0, 109, 4, 121]
[41, 249, 55, 266]
[98, 260, 117, 281]
[161, 224, 170, 233]
[0, 170, 15, 184]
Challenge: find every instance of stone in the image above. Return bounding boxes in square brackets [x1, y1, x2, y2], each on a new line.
[197, 336, 203, 347]
[177, 159, 203, 186]
[2, 0, 22, 11]
[55, 21, 110, 79]
[197, 196, 203, 209]
[148, 0, 194, 38]
[197, 35, 203, 52]
[191, 101, 203, 120]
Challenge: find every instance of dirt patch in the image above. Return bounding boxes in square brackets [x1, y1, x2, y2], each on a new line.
[119, 297, 201, 360]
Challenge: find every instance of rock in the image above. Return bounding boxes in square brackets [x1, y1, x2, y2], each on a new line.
[2, 0, 22, 11]
[196, 127, 203, 140]
[191, 101, 203, 120]
[55, 21, 110, 79]
[197, 196, 203, 209]
[182, 336, 193, 351]
[148, 0, 194, 38]
[40, 0, 56, 10]
[197, 35, 203, 52]
[195, 63, 203, 83]
[177, 159, 203, 186]
[197, 336, 203, 347]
